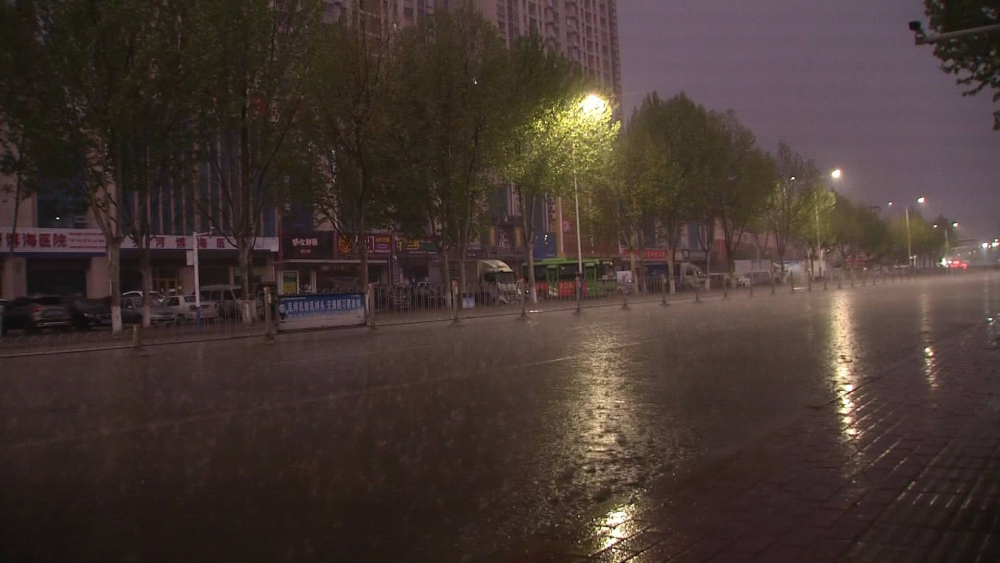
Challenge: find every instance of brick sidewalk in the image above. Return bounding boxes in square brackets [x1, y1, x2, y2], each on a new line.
[507, 327, 1000, 563]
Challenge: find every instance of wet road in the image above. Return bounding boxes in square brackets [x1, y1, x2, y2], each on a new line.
[1, 273, 996, 562]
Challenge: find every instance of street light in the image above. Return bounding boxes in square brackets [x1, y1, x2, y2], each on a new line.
[192, 229, 213, 327]
[818, 169, 843, 278]
[831, 169, 842, 180]
[902, 196, 926, 272]
[573, 93, 608, 277]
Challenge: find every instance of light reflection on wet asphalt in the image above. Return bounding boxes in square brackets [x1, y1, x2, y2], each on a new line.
[1, 273, 997, 562]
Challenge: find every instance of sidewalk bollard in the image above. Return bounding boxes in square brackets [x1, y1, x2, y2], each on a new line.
[452, 281, 460, 324]
[660, 275, 669, 307]
[862, 269, 867, 286]
[850, 268, 855, 287]
[621, 278, 630, 310]
[838, 270, 843, 290]
[770, 270, 776, 295]
[133, 325, 143, 352]
[807, 272, 812, 292]
[694, 274, 702, 304]
[790, 271, 795, 293]
[749, 272, 754, 298]
[823, 272, 828, 291]
[264, 287, 275, 340]
[723, 276, 729, 300]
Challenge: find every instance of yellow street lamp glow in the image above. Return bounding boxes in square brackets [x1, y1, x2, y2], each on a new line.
[580, 94, 607, 114]
[831, 169, 842, 179]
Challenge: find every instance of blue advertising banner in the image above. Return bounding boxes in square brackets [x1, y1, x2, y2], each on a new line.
[277, 293, 366, 331]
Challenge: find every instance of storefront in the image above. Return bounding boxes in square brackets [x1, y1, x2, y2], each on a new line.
[0, 228, 278, 299]
[277, 231, 391, 294]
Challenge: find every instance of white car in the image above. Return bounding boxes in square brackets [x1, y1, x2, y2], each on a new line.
[122, 290, 166, 305]
[161, 294, 219, 323]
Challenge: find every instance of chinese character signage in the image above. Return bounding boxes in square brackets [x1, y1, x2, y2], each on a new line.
[395, 236, 437, 256]
[281, 232, 333, 260]
[0, 228, 279, 254]
[335, 233, 393, 258]
[277, 292, 366, 331]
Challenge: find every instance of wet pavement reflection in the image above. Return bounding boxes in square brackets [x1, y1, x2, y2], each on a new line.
[0, 273, 996, 562]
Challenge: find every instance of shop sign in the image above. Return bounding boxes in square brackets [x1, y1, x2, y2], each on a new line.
[0, 228, 278, 254]
[396, 237, 437, 255]
[277, 292, 366, 331]
[336, 233, 392, 257]
[282, 232, 333, 260]
[620, 248, 669, 261]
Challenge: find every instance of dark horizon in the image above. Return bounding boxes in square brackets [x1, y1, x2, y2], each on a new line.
[619, 0, 1000, 244]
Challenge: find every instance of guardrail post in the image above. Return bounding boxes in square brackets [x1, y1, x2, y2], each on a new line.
[661, 274, 669, 306]
[823, 271, 828, 291]
[132, 325, 143, 352]
[452, 281, 460, 324]
[807, 270, 812, 292]
[790, 271, 795, 293]
[694, 274, 702, 304]
[862, 268, 867, 286]
[575, 276, 583, 314]
[770, 270, 776, 295]
[850, 267, 855, 287]
[621, 276, 630, 310]
[723, 275, 729, 300]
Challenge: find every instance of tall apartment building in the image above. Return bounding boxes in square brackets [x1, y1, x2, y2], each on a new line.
[326, 0, 621, 101]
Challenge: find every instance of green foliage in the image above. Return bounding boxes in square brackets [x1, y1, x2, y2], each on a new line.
[923, 0, 1000, 130]
[765, 141, 827, 268]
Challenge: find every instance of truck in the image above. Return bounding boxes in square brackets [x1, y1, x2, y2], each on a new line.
[476, 260, 519, 304]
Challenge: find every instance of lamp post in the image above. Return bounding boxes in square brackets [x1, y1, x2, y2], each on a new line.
[192, 230, 212, 327]
[574, 94, 608, 277]
[899, 197, 926, 273]
[818, 168, 842, 278]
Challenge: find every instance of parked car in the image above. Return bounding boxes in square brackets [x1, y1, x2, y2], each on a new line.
[120, 297, 177, 326]
[0, 295, 72, 335]
[67, 297, 112, 330]
[122, 290, 166, 305]
[200, 284, 262, 320]
[161, 294, 219, 323]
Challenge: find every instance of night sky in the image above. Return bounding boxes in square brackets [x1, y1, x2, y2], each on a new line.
[619, 0, 1000, 244]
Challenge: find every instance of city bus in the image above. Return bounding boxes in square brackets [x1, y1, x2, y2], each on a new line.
[522, 258, 617, 299]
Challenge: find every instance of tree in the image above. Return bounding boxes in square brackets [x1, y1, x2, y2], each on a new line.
[765, 142, 823, 274]
[302, 12, 399, 289]
[498, 35, 581, 303]
[923, 0, 1000, 130]
[619, 93, 713, 293]
[396, 7, 511, 291]
[192, 0, 320, 322]
[711, 111, 776, 277]
[20, 0, 194, 333]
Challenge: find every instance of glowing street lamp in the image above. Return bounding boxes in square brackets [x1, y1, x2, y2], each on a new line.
[903, 197, 926, 272]
[572, 93, 608, 277]
[831, 168, 842, 180]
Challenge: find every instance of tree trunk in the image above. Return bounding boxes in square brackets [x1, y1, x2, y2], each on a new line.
[239, 242, 253, 324]
[458, 241, 468, 297]
[108, 239, 123, 334]
[439, 246, 451, 308]
[141, 240, 152, 328]
[667, 239, 676, 294]
[520, 189, 538, 304]
[358, 214, 369, 289]
[7, 132, 25, 263]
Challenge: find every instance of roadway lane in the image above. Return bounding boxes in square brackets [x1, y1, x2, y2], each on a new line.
[1, 273, 995, 562]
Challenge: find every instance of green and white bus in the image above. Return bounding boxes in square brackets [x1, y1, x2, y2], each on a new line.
[522, 258, 617, 299]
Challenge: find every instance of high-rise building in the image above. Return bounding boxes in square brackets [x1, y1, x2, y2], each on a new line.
[326, 0, 621, 101]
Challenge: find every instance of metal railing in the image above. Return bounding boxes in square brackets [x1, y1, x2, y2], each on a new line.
[1, 267, 954, 356]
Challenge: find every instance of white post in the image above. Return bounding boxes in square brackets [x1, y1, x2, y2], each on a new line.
[905, 207, 913, 274]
